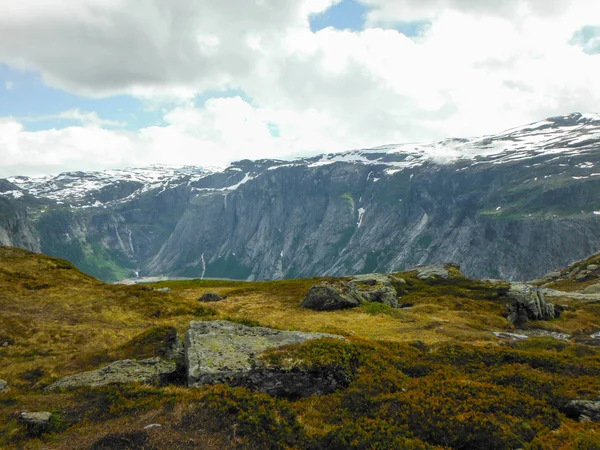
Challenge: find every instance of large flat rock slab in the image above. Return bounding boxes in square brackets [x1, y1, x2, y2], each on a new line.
[185, 321, 348, 397]
[46, 357, 177, 391]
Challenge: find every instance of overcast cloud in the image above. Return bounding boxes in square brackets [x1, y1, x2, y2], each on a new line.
[0, 0, 599, 176]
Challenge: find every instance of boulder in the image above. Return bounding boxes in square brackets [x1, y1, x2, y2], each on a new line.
[155, 287, 172, 293]
[0, 379, 9, 394]
[506, 283, 560, 325]
[565, 400, 600, 422]
[301, 276, 400, 311]
[185, 321, 350, 397]
[300, 280, 365, 311]
[583, 283, 600, 294]
[19, 412, 52, 433]
[46, 357, 178, 391]
[199, 292, 223, 302]
[415, 265, 450, 281]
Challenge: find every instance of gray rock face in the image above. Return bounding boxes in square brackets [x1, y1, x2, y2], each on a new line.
[46, 357, 177, 391]
[416, 265, 450, 281]
[185, 321, 347, 397]
[565, 400, 600, 422]
[301, 276, 400, 311]
[0, 379, 9, 393]
[506, 283, 560, 324]
[19, 412, 52, 433]
[199, 292, 223, 302]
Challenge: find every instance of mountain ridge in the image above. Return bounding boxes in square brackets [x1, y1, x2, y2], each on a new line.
[2, 112, 600, 282]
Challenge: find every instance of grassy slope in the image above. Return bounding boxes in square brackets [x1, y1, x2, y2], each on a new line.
[1, 247, 600, 449]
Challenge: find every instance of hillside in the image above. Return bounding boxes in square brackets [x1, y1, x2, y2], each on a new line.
[2, 113, 600, 283]
[2, 247, 600, 449]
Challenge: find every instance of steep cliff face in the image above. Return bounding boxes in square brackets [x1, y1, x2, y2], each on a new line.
[145, 154, 600, 281]
[2, 113, 600, 282]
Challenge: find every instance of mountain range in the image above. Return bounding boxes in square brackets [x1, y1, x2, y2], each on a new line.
[2, 112, 600, 282]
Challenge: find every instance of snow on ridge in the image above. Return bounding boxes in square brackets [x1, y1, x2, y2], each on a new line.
[8, 165, 211, 206]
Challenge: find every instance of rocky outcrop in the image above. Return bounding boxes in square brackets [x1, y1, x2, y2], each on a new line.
[46, 357, 178, 391]
[564, 400, 600, 422]
[0, 379, 9, 393]
[506, 283, 560, 325]
[301, 275, 400, 311]
[199, 292, 223, 302]
[184, 321, 349, 397]
[19, 412, 52, 434]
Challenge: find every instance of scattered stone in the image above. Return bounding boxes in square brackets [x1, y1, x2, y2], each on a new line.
[592, 331, 600, 339]
[493, 332, 529, 341]
[415, 265, 450, 281]
[90, 430, 149, 450]
[588, 264, 599, 271]
[301, 280, 365, 311]
[583, 283, 600, 294]
[522, 329, 571, 341]
[506, 283, 560, 324]
[185, 320, 349, 397]
[199, 292, 223, 302]
[0, 379, 9, 393]
[143, 423, 162, 430]
[155, 287, 172, 293]
[19, 412, 52, 433]
[564, 400, 600, 422]
[46, 357, 178, 391]
[391, 276, 407, 285]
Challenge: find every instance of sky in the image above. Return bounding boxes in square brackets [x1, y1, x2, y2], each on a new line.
[0, 0, 599, 177]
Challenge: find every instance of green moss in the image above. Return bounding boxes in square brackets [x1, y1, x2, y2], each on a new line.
[260, 339, 361, 388]
[182, 385, 307, 449]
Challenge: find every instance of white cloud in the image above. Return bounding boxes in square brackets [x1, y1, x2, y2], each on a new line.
[17, 109, 125, 128]
[0, 0, 599, 176]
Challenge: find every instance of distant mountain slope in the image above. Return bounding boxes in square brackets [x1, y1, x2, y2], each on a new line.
[2, 112, 600, 282]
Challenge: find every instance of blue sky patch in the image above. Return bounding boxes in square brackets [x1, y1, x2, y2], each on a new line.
[571, 25, 600, 55]
[310, 0, 368, 32]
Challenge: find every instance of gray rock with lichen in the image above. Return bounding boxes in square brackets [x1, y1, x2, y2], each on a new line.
[185, 320, 348, 397]
[506, 283, 560, 324]
[300, 280, 365, 311]
[0, 379, 9, 394]
[45, 357, 177, 391]
[301, 275, 401, 311]
[565, 400, 600, 422]
[416, 265, 450, 281]
[199, 292, 223, 302]
[19, 412, 52, 433]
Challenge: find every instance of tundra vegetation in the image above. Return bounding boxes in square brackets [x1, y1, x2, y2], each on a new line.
[1, 246, 600, 449]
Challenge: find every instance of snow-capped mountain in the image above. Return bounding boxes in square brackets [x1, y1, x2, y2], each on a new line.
[2, 112, 600, 283]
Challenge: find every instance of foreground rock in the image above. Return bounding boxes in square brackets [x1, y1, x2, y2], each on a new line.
[0, 379, 9, 394]
[185, 321, 350, 397]
[565, 400, 600, 422]
[301, 275, 401, 311]
[46, 357, 178, 391]
[506, 283, 560, 324]
[19, 412, 52, 433]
